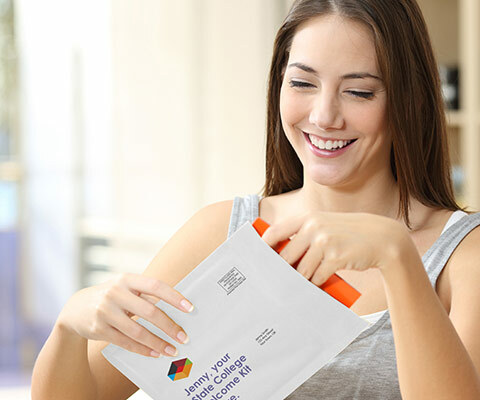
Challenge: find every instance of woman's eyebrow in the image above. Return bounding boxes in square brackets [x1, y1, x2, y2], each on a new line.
[288, 62, 318, 74]
[342, 72, 382, 80]
[287, 62, 381, 80]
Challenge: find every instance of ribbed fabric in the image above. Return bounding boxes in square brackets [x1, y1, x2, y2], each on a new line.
[227, 194, 480, 399]
[227, 194, 260, 239]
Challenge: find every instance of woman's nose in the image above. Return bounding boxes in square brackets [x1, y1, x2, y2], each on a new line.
[308, 90, 344, 130]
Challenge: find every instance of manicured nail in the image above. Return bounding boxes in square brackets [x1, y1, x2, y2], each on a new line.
[165, 345, 178, 356]
[150, 350, 161, 358]
[181, 299, 194, 312]
[177, 331, 189, 344]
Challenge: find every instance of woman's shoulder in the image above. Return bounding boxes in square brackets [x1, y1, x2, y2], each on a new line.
[437, 210, 480, 312]
[446, 212, 480, 276]
[173, 199, 235, 248]
[141, 199, 234, 287]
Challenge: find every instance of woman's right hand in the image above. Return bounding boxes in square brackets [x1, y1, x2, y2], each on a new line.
[56, 273, 194, 358]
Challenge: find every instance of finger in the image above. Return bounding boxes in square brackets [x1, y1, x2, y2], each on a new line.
[277, 232, 310, 267]
[139, 293, 161, 305]
[127, 294, 165, 317]
[129, 289, 160, 306]
[310, 260, 338, 288]
[108, 308, 180, 357]
[116, 273, 194, 313]
[116, 290, 189, 345]
[261, 214, 306, 248]
[107, 326, 162, 358]
[295, 245, 324, 281]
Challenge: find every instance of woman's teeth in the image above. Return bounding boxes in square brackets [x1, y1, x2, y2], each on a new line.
[308, 134, 354, 150]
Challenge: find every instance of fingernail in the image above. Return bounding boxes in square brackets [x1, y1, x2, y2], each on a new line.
[180, 299, 194, 312]
[165, 345, 178, 356]
[177, 331, 189, 344]
[150, 350, 161, 358]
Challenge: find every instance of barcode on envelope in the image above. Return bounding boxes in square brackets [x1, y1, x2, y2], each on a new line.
[217, 267, 246, 294]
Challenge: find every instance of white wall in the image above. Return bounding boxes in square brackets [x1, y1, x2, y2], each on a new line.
[16, 0, 77, 323]
[16, 0, 112, 323]
[110, 0, 285, 233]
[16, 0, 288, 325]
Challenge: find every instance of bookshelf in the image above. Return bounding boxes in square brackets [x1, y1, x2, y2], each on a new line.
[458, 0, 480, 210]
[415, 0, 480, 209]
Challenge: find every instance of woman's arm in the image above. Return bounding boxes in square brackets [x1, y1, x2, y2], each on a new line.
[31, 323, 97, 400]
[381, 226, 480, 399]
[31, 200, 233, 400]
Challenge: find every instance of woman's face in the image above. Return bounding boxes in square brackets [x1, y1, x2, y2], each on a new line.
[280, 14, 389, 188]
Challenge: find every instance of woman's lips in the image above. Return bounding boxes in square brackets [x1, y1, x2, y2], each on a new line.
[303, 131, 357, 158]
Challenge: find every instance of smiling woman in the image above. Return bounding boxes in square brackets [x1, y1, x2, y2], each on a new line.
[31, 1, 480, 400]
[256, 0, 480, 398]
[265, 1, 457, 227]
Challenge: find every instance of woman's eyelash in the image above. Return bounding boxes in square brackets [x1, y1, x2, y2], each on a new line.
[288, 80, 310, 88]
[345, 90, 374, 99]
[288, 80, 374, 99]
[289, 80, 313, 88]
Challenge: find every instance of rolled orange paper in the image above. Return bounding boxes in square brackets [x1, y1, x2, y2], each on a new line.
[252, 217, 361, 308]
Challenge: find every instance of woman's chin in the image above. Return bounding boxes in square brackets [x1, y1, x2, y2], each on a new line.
[305, 166, 350, 187]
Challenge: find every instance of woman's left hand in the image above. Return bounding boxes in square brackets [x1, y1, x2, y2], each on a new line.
[261, 211, 417, 286]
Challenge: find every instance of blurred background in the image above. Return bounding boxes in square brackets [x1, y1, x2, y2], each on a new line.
[0, 0, 479, 398]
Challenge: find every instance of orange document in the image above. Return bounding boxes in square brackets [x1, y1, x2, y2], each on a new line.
[252, 217, 361, 308]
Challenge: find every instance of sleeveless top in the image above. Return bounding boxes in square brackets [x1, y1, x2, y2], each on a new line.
[227, 194, 480, 400]
[358, 208, 468, 330]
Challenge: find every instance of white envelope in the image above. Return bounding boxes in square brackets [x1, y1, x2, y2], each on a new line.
[102, 221, 368, 400]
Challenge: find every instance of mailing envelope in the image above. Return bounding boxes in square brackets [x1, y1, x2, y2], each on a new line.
[102, 221, 368, 400]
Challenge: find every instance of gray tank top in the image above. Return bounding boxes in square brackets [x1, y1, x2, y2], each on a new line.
[227, 193, 480, 400]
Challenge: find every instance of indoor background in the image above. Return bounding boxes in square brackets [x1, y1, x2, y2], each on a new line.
[0, 0, 479, 398]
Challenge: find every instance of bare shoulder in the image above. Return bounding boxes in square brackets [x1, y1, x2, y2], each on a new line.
[141, 199, 234, 287]
[444, 221, 480, 373]
[437, 216, 480, 314]
[87, 199, 233, 400]
[447, 222, 480, 291]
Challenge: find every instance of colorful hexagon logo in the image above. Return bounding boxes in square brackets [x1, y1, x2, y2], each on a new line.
[167, 358, 193, 381]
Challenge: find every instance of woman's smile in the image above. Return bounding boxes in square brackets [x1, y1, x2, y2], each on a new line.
[303, 131, 358, 158]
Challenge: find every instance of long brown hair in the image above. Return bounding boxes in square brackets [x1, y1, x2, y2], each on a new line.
[261, 0, 461, 224]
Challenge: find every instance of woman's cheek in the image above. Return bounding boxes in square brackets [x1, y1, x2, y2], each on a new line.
[349, 101, 386, 135]
[280, 88, 308, 130]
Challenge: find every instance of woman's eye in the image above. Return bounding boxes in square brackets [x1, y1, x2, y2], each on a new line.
[288, 81, 374, 99]
[289, 80, 314, 88]
[346, 90, 374, 99]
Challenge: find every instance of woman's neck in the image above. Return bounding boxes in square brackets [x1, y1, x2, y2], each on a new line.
[299, 171, 401, 219]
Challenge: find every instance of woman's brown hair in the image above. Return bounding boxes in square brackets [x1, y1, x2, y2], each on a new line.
[261, 0, 462, 225]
